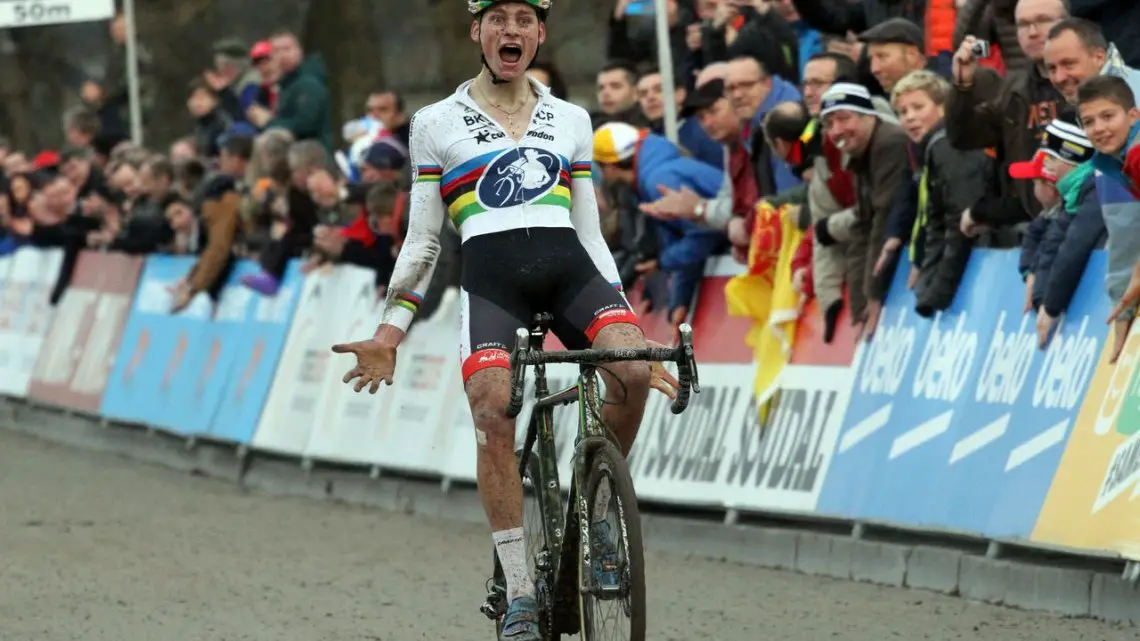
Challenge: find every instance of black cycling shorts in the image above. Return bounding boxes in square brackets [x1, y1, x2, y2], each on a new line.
[459, 227, 639, 382]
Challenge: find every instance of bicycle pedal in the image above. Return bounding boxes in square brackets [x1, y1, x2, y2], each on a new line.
[480, 586, 506, 620]
[479, 597, 506, 621]
[596, 583, 624, 599]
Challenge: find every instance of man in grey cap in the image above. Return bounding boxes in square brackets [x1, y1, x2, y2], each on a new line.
[207, 37, 263, 126]
[859, 17, 950, 96]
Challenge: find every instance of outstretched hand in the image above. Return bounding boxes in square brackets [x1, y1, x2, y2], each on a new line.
[331, 339, 398, 393]
[645, 339, 680, 400]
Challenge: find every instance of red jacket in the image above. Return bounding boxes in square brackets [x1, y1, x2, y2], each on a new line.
[791, 225, 815, 299]
[337, 190, 408, 246]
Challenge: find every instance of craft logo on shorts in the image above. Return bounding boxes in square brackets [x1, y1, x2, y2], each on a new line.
[477, 146, 559, 209]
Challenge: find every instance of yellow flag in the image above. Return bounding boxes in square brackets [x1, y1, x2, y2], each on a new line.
[724, 202, 804, 415]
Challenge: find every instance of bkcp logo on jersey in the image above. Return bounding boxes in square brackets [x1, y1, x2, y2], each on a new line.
[476, 147, 560, 209]
[463, 110, 505, 144]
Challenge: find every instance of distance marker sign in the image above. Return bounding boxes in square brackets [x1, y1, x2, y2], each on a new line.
[0, 0, 113, 28]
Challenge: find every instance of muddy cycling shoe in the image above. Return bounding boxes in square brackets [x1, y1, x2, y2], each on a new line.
[500, 596, 542, 640]
[590, 521, 621, 591]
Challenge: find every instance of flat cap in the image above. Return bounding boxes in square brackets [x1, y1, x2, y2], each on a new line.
[858, 18, 924, 49]
[212, 37, 248, 58]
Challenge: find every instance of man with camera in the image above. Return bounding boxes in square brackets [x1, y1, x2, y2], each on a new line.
[945, 0, 1069, 228]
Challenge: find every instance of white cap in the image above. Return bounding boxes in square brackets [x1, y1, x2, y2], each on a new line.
[593, 122, 643, 164]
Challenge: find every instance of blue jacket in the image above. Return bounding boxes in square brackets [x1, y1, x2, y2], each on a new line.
[678, 117, 724, 170]
[792, 20, 823, 79]
[744, 75, 803, 194]
[1025, 165, 1106, 316]
[635, 134, 729, 313]
[1091, 120, 1140, 313]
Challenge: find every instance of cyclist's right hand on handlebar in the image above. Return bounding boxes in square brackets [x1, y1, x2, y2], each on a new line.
[331, 339, 397, 394]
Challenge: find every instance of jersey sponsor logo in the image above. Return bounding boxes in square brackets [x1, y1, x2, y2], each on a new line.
[476, 146, 560, 208]
[463, 111, 505, 144]
[525, 130, 555, 142]
[476, 130, 506, 144]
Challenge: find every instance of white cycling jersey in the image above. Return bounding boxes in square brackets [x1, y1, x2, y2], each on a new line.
[380, 77, 624, 332]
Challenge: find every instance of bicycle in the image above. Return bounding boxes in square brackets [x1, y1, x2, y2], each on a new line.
[479, 312, 701, 640]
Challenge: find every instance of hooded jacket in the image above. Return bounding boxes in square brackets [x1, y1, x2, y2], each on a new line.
[909, 125, 988, 317]
[635, 134, 728, 312]
[1027, 164, 1106, 316]
[1092, 121, 1140, 315]
[268, 55, 334, 149]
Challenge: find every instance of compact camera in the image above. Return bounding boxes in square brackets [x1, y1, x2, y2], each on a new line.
[971, 39, 991, 59]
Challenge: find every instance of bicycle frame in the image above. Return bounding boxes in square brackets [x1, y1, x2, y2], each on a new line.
[482, 316, 698, 629]
[515, 327, 613, 594]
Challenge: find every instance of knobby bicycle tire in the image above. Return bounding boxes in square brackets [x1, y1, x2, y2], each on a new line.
[491, 448, 556, 640]
[578, 442, 646, 641]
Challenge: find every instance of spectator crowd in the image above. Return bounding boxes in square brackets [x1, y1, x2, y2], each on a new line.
[1, 0, 1139, 364]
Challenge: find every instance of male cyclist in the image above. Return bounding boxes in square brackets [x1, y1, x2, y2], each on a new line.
[331, 1, 679, 639]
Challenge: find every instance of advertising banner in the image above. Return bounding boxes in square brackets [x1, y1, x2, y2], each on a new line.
[0, 247, 63, 397]
[441, 377, 478, 484]
[720, 364, 851, 513]
[162, 275, 250, 435]
[99, 256, 215, 432]
[253, 266, 349, 455]
[625, 362, 848, 512]
[207, 260, 302, 443]
[788, 294, 859, 367]
[367, 288, 462, 476]
[28, 251, 141, 413]
[442, 337, 579, 485]
[630, 363, 753, 507]
[817, 250, 1109, 538]
[1032, 320, 1140, 558]
[303, 265, 394, 465]
[691, 257, 753, 364]
[941, 251, 1107, 537]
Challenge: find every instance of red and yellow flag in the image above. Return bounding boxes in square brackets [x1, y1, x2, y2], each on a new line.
[724, 201, 804, 413]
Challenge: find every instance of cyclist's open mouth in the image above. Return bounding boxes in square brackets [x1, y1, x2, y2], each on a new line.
[500, 45, 523, 64]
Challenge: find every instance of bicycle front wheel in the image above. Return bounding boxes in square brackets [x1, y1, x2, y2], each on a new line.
[578, 442, 646, 641]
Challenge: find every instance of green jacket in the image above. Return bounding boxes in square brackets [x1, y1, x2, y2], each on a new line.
[268, 55, 333, 149]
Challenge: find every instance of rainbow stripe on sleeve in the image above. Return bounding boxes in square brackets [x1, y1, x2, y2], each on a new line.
[415, 165, 442, 183]
[393, 290, 423, 314]
[570, 161, 592, 180]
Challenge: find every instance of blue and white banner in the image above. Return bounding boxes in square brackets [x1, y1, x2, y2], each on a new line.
[817, 250, 1110, 538]
[207, 260, 303, 443]
[99, 256, 211, 431]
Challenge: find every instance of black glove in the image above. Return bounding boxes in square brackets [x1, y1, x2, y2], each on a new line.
[823, 299, 843, 344]
[814, 217, 838, 247]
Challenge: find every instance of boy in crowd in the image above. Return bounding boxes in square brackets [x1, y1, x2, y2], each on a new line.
[1010, 118, 1102, 349]
[1077, 75, 1140, 362]
[878, 70, 987, 318]
[187, 78, 232, 159]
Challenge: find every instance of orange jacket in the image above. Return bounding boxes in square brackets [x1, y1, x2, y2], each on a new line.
[925, 0, 957, 56]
